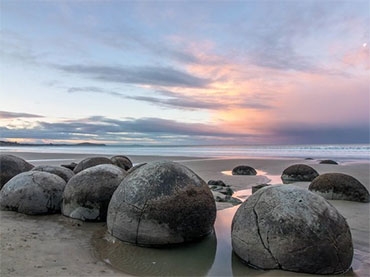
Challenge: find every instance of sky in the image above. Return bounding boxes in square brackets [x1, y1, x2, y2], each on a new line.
[0, 0, 369, 145]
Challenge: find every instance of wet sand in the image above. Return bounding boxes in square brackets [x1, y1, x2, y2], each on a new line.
[0, 152, 369, 276]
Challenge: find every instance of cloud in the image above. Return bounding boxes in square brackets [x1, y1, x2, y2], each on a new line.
[0, 116, 259, 145]
[0, 111, 44, 119]
[1, 114, 368, 145]
[57, 64, 211, 88]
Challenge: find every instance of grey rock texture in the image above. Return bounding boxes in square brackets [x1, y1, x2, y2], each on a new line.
[61, 162, 77, 171]
[0, 171, 66, 215]
[73, 157, 113, 174]
[208, 180, 233, 195]
[111, 155, 133, 171]
[252, 184, 270, 194]
[309, 173, 369, 203]
[107, 161, 216, 246]
[281, 164, 319, 184]
[231, 185, 353, 274]
[208, 179, 241, 205]
[62, 164, 127, 221]
[0, 154, 34, 188]
[232, 165, 257, 175]
[31, 165, 74, 182]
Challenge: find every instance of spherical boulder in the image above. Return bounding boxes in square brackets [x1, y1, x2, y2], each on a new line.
[281, 164, 319, 184]
[232, 165, 257, 176]
[0, 154, 34, 188]
[231, 185, 353, 274]
[111, 155, 133, 171]
[73, 156, 113, 174]
[309, 173, 369, 203]
[107, 161, 216, 246]
[62, 164, 127, 221]
[31, 165, 74, 182]
[0, 171, 66, 215]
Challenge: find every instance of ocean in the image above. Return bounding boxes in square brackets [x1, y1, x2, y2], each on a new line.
[1, 144, 369, 161]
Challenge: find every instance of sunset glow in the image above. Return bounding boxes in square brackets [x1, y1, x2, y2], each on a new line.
[0, 1, 369, 145]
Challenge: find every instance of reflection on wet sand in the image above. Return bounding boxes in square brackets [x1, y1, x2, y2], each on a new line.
[93, 204, 360, 276]
[92, 229, 217, 276]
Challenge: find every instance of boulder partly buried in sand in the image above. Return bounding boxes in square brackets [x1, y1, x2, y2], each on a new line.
[0, 154, 34, 188]
[111, 155, 133, 171]
[0, 171, 66, 215]
[31, 165, 74, 182]
[319, 160, 338, 165]
[309, 173, 370, 203]
[62, 164, 127, 221]
[231, 185, 353, 274]
[73, 156, 113, 174]
[281, 164, 319, 184]
[107, 161, 216, 246]
[232, 165, 257, 176]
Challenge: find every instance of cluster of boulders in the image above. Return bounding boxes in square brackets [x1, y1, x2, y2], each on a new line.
[228, 160, 369, 274]
[1, 154, 369, 275]
[0, 154, 216, 247]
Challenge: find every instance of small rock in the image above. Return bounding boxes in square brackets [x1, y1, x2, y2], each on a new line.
[232, 165, 257, 176]
[251, 184, 270, 194]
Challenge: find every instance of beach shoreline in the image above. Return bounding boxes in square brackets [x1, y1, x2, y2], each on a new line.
[0, 152, 369, 276]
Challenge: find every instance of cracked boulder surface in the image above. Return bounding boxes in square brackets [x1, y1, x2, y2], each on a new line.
[107, 160, 216, 247]
[0, 171, 66, 215]
[281, 164, 319, 184]
[0, 154, 34, 188]
[73, 156, 113, 174]
[231, 185, 353, 274]
[31, 165, 74, 183]
[62, 164, 127, 222]
[309, 173, 369, 203]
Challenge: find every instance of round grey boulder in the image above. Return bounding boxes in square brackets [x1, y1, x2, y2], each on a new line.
[0, 154, 34, 188]
[309, 173, 369, 203]
[31, 165, 74, 182]
[107, 161, 216, 246]
[231, 185, 353, 274]
[73, 156, 113, 174]
[232, 165, 257, 175]
[62, 164, 127, 222]
[0, 171, 66, 215]
[281, 164, 319, 184]
[111, 155, 133, 171]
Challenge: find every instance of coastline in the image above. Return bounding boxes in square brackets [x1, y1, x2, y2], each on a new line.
[0, 152, 369, 276]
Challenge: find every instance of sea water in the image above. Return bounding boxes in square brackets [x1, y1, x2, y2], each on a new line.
[1, 143, 369, 160]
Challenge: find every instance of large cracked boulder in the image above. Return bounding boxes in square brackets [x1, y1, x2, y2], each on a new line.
[111, 155, 133, 171]
[231, 185, 353, 274]
[281, 164, 319, 184]
[107, 161, 216, 246]
[31, 165, 74, 182]
[232, 165, 257, 175]
[62, 164, 127, 221]
[73, 156, 113, 174]
[0, 171, 66, 215]
[309, 173, 369, 203]
[0, 154, 34, 188]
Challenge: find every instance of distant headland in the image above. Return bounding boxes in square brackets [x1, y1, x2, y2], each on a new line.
[0, 141, 106, 147]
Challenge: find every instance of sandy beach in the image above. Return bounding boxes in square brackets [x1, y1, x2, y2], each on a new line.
[0, 152, 369, 276]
